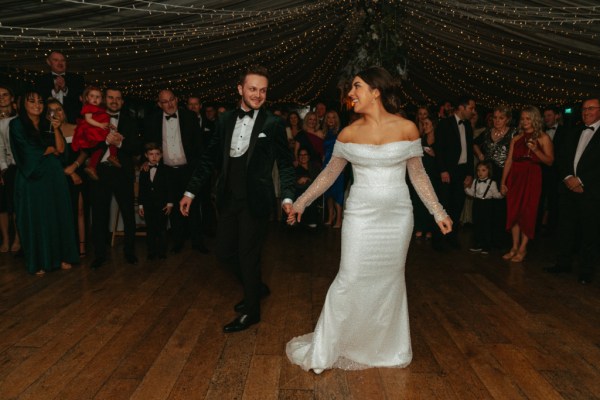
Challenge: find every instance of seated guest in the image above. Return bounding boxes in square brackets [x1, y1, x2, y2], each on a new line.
[10, 91, 79, 275]
[295, 148, 321, 228]
[0, 85, 20, 252]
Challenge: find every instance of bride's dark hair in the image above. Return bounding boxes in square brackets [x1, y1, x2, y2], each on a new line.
[356, 66, 401, 114]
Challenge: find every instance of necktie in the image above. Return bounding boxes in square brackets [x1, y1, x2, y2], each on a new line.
[237, 109, 254, 119]
[165, 113, 177, 121]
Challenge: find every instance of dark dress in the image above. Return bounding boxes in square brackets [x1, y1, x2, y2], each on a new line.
[323, 129, 344, 205]
[295, 130, 324, 166]
[10, 118, 79, 273]
[505, 135, 542, 239]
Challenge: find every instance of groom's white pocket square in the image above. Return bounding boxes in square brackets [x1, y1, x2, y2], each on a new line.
[258, 132, 267, 138]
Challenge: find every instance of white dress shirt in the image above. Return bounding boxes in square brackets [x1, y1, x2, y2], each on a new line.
[0, 116, 16, 170]
[230, 109, 257, 157]
[161, 111, 187, 167]
[545, 124, 558, 141]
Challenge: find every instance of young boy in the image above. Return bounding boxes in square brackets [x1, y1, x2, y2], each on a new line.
[465, 161, 503, 255]
[138, 143, 173, 259]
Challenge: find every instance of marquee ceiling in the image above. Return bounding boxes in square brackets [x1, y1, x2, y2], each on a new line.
[1, 0, 599, 107]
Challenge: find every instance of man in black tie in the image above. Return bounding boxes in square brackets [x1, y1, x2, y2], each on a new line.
[90, 88, 140, 269]
[434, 95, 476, 248]
[180, 65, 295, 333]
[545, 97, 600, 284]
[143, 89, 204, 253]
[34, 51, 85, 123]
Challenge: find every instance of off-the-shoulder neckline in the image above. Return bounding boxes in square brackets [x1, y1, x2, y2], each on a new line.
[336, 138, 420, 146]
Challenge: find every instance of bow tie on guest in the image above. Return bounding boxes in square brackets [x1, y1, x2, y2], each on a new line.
[52, 72, 65, 77]
[148, 164, 158, 169]
[458, 119, 468, 125]
[237, 108, 254, 119]
[165, 113, 178, 120]
[583, 126, 595, 131]
[546, 126, 556, 131]
[108, 113, 119, 118]
[477, 178, 489, 183]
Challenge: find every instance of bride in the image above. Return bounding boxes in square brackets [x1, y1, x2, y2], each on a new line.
[286, 66, 452, 373]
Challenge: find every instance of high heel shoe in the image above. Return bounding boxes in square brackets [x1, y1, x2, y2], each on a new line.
[511, 251, 527, 262]
[502, 248, 518, 260]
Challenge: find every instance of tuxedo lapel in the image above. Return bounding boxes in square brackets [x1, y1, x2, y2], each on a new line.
[246, 109, 267, 165]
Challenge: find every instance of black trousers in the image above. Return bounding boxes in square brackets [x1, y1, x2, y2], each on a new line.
[557, 191, 599, 276]
[144, 204, 168, 257]
[91, 164, 136, 258]
[472, 199, 494, 250]
[164, 165, 193, 247]
[216, 195, 268, 319]
[438, 163, 469, 239]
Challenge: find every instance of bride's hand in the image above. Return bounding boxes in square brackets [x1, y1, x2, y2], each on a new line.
[437, 216, 453, 235]
[286, 212, 297, 225]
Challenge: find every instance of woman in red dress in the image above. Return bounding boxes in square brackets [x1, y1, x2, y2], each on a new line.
[500, 106, 554, 262]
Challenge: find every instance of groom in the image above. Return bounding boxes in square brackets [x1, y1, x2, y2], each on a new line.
[180, 65, 295, 332]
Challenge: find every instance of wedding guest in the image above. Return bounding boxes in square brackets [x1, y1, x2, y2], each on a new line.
[10, 91, 78, 275]
[34, 51, 85, 123]
[323, 110, 344, 228]
[186, 96, 203, 129]
[0, 85, 20, 252]
[500, 106, 554, 262]
[295, 148, 321, 228]
[315, 102, 327, 130]
[48, 98, 88, 257]
[286, 111, 302, 153]
[294, 111, 324, 166]
[415, 106, 429, 133]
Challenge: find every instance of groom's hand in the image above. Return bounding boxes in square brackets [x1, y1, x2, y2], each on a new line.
[180, 196, 193, 217]
[282, 202, 293, 216]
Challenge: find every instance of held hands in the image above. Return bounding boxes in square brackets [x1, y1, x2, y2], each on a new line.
[437, 216, 453, 235]
[180, 196, 193, 217]
[106, 131, 123, 146]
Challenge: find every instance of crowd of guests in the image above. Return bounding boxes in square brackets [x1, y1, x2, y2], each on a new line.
[0, 51, 598, 285]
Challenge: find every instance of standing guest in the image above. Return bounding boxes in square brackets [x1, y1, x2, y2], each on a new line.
[217, 105, 227, 115]
[323, 110, 344, 228]
[438, 100, 453, 119]
[315, 102, 327, 130]
[143, 89, 205, 253]
[179, 65, 295, 333]
[48, 99, 88, 258]
[500, 106, 554, 262]
[200, 103, 218, 237]
[473, 105, 517, 247]
[544, 97, 600, 284]
[34, 51, 85, 123]
[10, 91, 78, 275]
[285, 66, 451, 374]
[434, 95, 476, 248]
[138, 143, 173, 260]
[89, 88, 140, 269]
[415, 106, 429, 133]
[0, 85, 20, 252]
[72, 86, 121, 180]
[186, 96, 203, 129]
[295, 148, 321, 228]
[465, 161, 503, 255]
[294, 111, 324, 166]
[411, 117, 438, 240]
[286, 111, 302, 153]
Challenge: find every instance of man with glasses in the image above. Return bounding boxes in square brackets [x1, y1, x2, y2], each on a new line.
[143, 89, 203, 253]
[545, 97, 600, 284]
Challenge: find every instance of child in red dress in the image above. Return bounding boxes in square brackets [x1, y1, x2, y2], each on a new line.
[72, 86, 120, 180]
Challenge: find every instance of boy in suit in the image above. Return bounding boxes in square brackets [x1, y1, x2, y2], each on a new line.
[138, 143, 173, 259]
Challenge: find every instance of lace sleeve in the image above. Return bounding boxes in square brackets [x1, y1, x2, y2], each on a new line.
[293, 156, 348, 214]
[407, 156, 448, 222]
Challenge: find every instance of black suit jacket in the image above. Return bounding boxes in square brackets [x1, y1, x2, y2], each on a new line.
[142, 108, 202, 167]
[187, 109, 295, 217]
[34, 72, 85, 123]
[138, 163, 174, 208]
[113, 112, 141, 181]
[435, 115, 474, 177]
[559, 124, 600, 199]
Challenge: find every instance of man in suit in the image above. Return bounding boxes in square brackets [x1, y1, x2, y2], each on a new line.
[143, 89, 205, 253]
[34, 51, 85, 123]
[90, 88, 140, 269]
[434, 95, 476, 248]
[180, 65, 295, 333]
[544, 96, 600, 284]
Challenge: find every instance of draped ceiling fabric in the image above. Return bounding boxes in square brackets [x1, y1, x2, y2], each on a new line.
[1, 0, 599, 107]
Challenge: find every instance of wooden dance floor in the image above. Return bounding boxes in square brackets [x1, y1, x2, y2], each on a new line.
[0, 223, 598, 399]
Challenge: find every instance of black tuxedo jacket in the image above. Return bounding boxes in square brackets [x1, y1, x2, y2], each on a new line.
[138, 163, 174, 208]
[112, 112, 141, 181]
[187, 108, 295, 218]
[434, 116, 474, 177]
[559, 124, 600, 199]
[142, 108, 202, 167]
[34, 72, 85, 123]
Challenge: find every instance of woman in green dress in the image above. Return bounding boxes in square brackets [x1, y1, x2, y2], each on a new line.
[9, 91, 79, 275]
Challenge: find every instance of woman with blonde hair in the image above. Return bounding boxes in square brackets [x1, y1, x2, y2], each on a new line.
[500, 106, 554, 262]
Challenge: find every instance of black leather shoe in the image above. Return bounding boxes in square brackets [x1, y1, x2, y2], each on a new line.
[125, 254, 138, 264]
[233, 284, 271, 312]
[543, 265, 571, 274]
[91, 257, 105, 270]
[192, 243, 209, 254]
[223, 314, 260, 333]
[578, 274, 592, 285]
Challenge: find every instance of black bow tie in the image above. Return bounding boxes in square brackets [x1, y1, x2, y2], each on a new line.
[458, 119, 468, 125]
[149, 164, 158, 169]
[477, 179, 489, 183]
[165, 113, 177, 120]
[583, 126, 595, 131]
[108, 113, 119, 118]
[52, 73, 65, 77]
[237, 109, 254, 119]
[546, 126, 556, 131]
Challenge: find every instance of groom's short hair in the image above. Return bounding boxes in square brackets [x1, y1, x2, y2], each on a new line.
[239, 65, 269, 86]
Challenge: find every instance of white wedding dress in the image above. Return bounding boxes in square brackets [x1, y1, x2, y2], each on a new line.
[286, 139, 447, 373]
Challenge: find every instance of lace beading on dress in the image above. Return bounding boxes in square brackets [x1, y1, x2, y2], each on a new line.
[406, 156, 448, 222]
